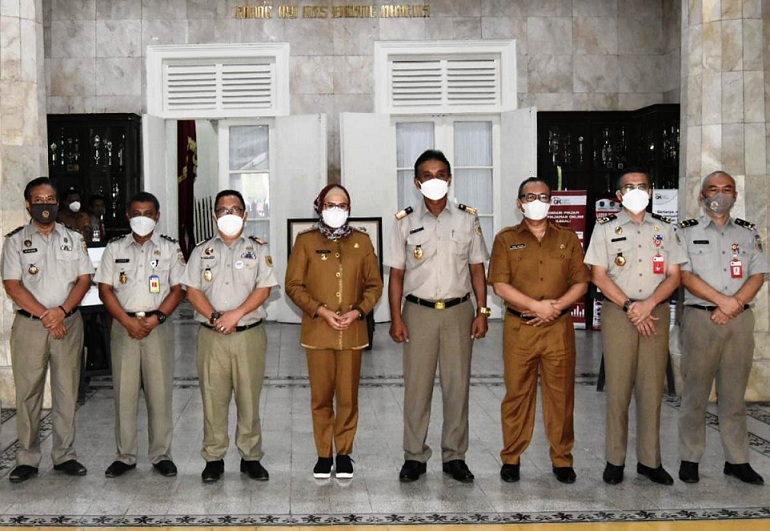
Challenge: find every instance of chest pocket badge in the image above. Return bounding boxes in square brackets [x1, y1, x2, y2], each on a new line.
[414, 245, 423, 260]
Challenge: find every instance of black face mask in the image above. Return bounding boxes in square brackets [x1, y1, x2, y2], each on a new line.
[29, 204, 58, 225]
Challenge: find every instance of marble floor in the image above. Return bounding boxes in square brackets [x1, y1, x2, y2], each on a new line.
[0, 303, 769, 528]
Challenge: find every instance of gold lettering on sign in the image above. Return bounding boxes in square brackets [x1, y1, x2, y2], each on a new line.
[235, 5, 273, 18]
[235, 4, 432, 20]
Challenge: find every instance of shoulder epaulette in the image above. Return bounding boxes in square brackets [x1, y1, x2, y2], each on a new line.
[249, 236, 267, 245]
[596, 214, 617, 224]
[499, 225, 518, 234]
[108, 234, 127, 243]
[395, 206, 413, 220]
[352, 226, 368, 234]
[160, 234, 178, 243]
[678, 219, 698, 228]
[650, 213, 672, 224]
[735, 218, 756, 231]
[4, 226, 23, 238]
[64, 224, 81, 233]
[458, 203, 477, 215]
[195, 237, 213, 247]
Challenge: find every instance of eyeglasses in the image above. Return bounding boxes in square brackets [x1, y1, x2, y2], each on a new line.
[323, 202, 349, 211]
[621, 183, 649, 192]
[215, 206, 245, 217]
[519, 193, 551, 203]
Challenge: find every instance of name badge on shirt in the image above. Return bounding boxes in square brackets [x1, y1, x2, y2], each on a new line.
[652, 254, 665, 275]
[730, 259, 743, 279]
[149, 274, 160, 293]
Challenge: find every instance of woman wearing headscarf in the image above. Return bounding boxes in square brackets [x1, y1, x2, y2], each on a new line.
[285, 184, 383, 480]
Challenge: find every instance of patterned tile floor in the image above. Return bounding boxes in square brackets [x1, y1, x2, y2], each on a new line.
[0, 306, 768, 527]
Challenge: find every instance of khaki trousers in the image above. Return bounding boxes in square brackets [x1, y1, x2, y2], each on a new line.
[402, 299, 474, 463]
[11, 312, 83, 467]
[501, 313, 575, 467]
[306, 349, 362, 457]
[602, 302, 670, 467]
[197, 324, 267, 462]
[679, 307, 754, 464]
[110, 319, 174, 465]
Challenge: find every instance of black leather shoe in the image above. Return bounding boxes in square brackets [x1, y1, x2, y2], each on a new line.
[313, 457, 333, 479]
[201, 460, 224, 483]
[500, 464, 520, 482]
[335, 454, 354, 479]
[678, 461, 699, 483]
[9, 465, 38, 483]
[724, 462, 764, 485]
[240, 459, 269, 481]
[637, 463, 673, 485]
[153, 460, 177, 477]
[53, 459, 87, 476]
[602, 462, 624, 485]
[399, 460, 426, 482]
[105, 461, 136, 478]
[553, 466, 576, 484]
[442, 459, 474, 483]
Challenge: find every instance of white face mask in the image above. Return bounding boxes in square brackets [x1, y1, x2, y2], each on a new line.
[322, 207, 349, 229]
[621, 188, 650, 214]
[521, 200, 550, 221]
[419, 178, 449, 201]
[129, 216, 156, 237]
[68, 201, 81, 213]
[216, 214, 244, 236]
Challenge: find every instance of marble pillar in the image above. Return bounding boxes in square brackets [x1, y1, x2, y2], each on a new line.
[0, 0, 48, 407]
[679, 0, 770, 400]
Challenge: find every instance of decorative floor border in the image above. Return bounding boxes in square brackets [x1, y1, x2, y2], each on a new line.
[0, 507, 769, 527]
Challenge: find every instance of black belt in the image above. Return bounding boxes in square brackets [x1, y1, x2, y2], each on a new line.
[506, 307, 570, 320]
[405, 293, 469, 310]
[127, 310, 162, 318]
[686, 304, 750, 312]
[17, 308, 78, 320]
[201, 320, 262, 333]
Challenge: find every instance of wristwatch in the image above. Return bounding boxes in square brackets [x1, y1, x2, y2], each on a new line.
[477, 306, 492, 316]
[155, 311, 167, 324]
[210, 310, 221, 324]
[622, 299, 633, 313]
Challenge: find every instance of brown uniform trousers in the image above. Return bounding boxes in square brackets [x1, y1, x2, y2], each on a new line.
[11, 312, 84, 467]
[602, 302, 670, 467]
[285, 228, 383, 458]
[501, 313, 575, 466]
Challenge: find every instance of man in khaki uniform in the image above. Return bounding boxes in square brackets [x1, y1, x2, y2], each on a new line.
[181, 189, 278, 483]
[677, 171, 768, 485]
[585, 168, 687, 486]
[2, 177, 94, 483]
[95, 192, 185, 478]
[488, 178, 589, 484]
[386, 149, 489, 484]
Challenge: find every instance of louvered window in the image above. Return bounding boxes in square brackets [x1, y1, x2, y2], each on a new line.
[375, 41, 516, 114]
[147, 44, 289, 118]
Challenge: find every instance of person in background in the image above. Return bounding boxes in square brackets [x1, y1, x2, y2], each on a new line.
[95, 192, 185, 478]
[285, 184, 383, 480]
[86, 194, 107, 242]
[57, 188, 91, 236]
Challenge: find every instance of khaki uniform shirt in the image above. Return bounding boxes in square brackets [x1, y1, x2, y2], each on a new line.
[487, 221, 589, 311]
[680, 215, 770, 306]
[285, 227, 383, 350]
[2, 222, 94, 308]
[384, 201, 488, 299]
[584, 210, 687, 300]
[57, 210, 91, 236]
[181, 233, 278, 325]
[94, 232, 186, 312]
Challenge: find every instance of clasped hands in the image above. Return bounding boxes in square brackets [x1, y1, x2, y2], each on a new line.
[522, 299, 563, 327]
[40, 306, 68, 340]
[710, 294, 745, 325]
[318, 306, 358, 331]
[123, 312, 162, 339]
